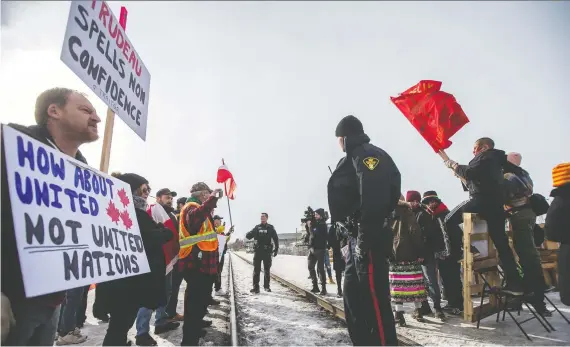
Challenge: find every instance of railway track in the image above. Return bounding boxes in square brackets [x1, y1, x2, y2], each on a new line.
[228, 252, 421, 346]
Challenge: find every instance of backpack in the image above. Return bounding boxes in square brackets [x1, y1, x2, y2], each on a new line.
[530, 193, 550, 216]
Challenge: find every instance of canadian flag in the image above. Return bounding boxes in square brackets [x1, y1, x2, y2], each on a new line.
[217, 159, 236, 200]
[147, 204, 180, 274]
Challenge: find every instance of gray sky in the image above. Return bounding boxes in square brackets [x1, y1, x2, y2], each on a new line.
[1, 1, 569, 239]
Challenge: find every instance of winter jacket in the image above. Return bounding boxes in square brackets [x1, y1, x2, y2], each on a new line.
[454, 148, 507, 205]
[1, 124, 86, 308]
[545, 184, 570, 306]
[308, 220, 328, 250]
[328, 133, 401, 257]
[417, 203, 451, 260]
[97, 209, 172, 312]
[391, 202, 425, 262]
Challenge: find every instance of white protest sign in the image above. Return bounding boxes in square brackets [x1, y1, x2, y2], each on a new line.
[60, 0, 151, 141]
[2, 125, 150, 298]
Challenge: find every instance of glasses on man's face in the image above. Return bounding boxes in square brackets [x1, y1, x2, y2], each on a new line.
[142, 187, 151, 194]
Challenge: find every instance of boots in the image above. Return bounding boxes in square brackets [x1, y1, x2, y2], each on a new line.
[394, 311, 406, 327]
[320, 283, 327, 295]
[420, 301, 433, 316]
[310, 285, 320, 293]
[328, 276, 335, 284]
[250, 286, 260, 294]
[434, 307, 446, 321]
[412, 308, 425, 322]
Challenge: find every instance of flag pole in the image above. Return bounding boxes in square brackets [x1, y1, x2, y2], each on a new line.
[222, 158, 234, 227]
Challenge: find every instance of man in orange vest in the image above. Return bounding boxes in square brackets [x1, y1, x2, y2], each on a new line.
[178, 182, 222, 346]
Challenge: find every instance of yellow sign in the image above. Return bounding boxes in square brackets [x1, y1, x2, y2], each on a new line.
[363, 157, 379, 171]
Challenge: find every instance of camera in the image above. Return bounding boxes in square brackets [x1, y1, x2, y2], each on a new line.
[300, 206, 315, 224]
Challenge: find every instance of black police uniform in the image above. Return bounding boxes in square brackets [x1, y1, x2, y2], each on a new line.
[328, 116, 401, 346]
[246, 223, 279, 291]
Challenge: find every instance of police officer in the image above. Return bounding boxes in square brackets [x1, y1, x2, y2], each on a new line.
[328, 115, 401, 346]
[246, 213, 279, 293]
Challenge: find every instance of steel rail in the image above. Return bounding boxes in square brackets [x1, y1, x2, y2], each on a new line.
[228, 253, 239, 346]
[232, 251, 421, 347]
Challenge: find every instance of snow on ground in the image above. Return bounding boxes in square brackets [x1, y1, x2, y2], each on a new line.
[236, 252, 570, 346]
[230, 253, 351, 346]
[69, 259, 230, 346]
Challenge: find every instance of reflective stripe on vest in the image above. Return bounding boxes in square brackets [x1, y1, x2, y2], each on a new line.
[178, 201, 218, 259]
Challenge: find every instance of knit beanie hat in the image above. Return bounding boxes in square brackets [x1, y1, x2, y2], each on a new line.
[116, 173, 149, 193]
[335, 115, 364, 137]
[315, 208, 326, 219]
[406, 190, 421, 203]
[507, 152, 522, 166]
[422, 190, 440, 204]
[552, 163, 570, 187]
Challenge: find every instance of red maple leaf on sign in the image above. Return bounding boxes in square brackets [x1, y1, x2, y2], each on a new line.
[117, 188, 130, 207]
[119, 210, 133, 230]
[106, 201, 120, 224]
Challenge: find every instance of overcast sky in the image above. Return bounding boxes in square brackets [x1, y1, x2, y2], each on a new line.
[1, 1, 569, 239]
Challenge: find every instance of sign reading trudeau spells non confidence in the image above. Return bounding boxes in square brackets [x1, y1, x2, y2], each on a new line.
[60, 0, 151, 141]
[2, 125, 151, 298]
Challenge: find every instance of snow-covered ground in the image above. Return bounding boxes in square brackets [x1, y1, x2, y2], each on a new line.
[236, 252, 570, 346]
[67, 259, 230, 346]
[230, 253, 351, 346]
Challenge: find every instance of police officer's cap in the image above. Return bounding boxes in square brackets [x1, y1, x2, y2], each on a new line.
[335, 115, 364, 137]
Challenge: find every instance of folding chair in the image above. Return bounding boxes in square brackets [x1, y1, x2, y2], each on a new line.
[474, 266, 551, 341]
[543, 286, 570, 325]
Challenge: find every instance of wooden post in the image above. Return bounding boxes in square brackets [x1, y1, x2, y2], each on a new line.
[98, 6, 127, 174]
[99, 108, 115, 173]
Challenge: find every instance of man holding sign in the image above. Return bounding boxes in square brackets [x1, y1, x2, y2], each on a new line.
[1, 88, 100, 346]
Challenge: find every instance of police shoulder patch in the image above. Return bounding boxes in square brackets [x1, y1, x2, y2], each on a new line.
[363, 157, 379, 170]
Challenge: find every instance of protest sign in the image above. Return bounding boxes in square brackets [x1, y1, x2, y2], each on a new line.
[1, 125, 150, 298]
[60, 0, 151, 141]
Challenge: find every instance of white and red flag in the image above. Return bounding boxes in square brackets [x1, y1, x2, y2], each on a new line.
[217, 159, 236, 200]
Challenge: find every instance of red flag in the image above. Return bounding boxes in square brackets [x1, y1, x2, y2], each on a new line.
[390, 80, 469, 152]
[217, 160, 236, 200]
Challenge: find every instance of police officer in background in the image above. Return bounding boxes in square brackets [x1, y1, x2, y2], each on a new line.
[246, 213, 279, 293]
[328, 115, 401, 346]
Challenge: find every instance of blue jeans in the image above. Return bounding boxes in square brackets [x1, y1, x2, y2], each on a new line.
[136, 272, 172, 336]
[422, 257, 442, 309]
[58, 286, 84, 335]
[6, 302, 60, 346]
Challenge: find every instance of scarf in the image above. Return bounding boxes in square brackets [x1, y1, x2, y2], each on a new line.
[186, 196, 201, 205]
[134, 195, 148, 211]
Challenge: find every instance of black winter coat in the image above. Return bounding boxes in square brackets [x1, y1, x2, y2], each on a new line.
[97, 208, 172, 312]
[454, 148, 507, 205]
[328, 133, 401, 256]
[308, 221, 328, 250]
[545, 184, 570, 306]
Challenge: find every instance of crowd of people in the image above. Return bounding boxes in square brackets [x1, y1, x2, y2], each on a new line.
[1, 88, 233, 346]
[1, 88, 568, 347]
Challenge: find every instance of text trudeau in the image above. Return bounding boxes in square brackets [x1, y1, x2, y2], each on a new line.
[3, 126, 150, 297]
[61, 0, 151, 141]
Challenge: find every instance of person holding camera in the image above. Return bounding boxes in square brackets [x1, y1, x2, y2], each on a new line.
[307, 209, 329, 295]
[246, 213, 279, 293]
[328, 115, 401, 346]
[178, 183, 223, 346]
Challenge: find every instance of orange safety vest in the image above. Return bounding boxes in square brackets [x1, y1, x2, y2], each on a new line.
[178, 202, 218, 259]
